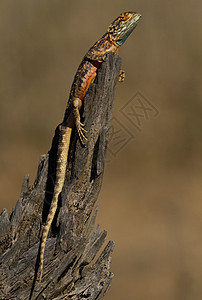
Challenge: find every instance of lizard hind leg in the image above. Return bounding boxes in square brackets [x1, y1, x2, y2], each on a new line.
[72, 98, 88, 144]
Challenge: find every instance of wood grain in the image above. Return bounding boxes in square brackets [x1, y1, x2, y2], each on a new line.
[0, 53, 121, 300]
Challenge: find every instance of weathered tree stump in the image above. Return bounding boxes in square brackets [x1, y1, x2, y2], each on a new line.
[0, 53, 121, 300]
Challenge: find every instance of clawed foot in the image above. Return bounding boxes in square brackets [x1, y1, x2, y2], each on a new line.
[76, 120, 88, 144]
[118, 70, 125, 82]
[72, 98, 88, 144]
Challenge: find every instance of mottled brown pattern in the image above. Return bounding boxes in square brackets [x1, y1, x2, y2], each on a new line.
[69, 59, 98, 102]
[86, 36, 119, 61]
[38, 12, 141, 283]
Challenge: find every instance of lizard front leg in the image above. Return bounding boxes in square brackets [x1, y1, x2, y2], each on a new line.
[118, 70, 125, 82]
[72, 98, 88, 144]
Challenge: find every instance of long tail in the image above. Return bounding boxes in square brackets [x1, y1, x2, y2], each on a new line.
[39, 125, 72, 282]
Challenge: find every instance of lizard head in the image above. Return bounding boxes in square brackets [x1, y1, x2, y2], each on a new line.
[107, 12, 141, 46]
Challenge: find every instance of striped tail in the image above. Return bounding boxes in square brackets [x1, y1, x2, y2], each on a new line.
[39, 125, 72, 282]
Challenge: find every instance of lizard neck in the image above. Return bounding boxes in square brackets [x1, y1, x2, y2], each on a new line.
[86, 35, 119, 62]
[103, 33, 120, 48]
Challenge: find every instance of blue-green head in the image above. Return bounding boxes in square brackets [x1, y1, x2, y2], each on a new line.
[107, 12, 141, 46]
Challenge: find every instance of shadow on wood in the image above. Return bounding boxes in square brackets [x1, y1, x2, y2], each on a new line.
[0, 53, 121, 300]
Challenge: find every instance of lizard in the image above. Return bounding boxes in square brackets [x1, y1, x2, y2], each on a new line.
[38, 11, 141, 283]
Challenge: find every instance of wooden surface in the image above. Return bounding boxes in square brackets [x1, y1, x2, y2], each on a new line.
[0, 53, 121, 300]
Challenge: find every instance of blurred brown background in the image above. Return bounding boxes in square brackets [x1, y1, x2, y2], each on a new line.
[0, 1, 202, 299]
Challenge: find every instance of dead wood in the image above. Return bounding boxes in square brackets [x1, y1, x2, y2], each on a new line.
[0, 53, 121, 300]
